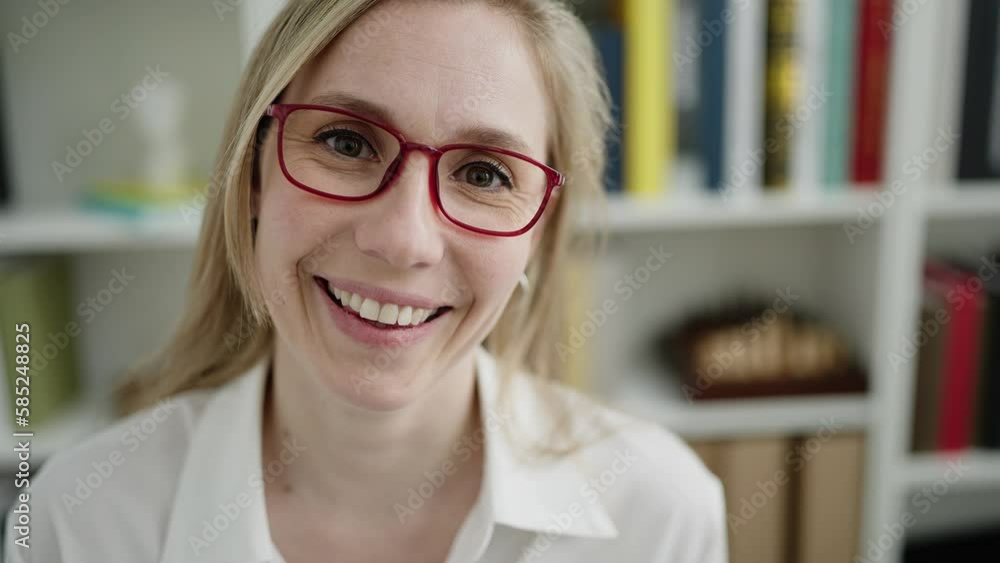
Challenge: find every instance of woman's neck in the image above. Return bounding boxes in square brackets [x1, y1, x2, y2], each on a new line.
[262, 342, 484, 528]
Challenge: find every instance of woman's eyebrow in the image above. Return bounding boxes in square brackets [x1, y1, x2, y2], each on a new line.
[453, 125, 533, 155]
[306, 91, 533, 155]
[306, 92, 397, 125]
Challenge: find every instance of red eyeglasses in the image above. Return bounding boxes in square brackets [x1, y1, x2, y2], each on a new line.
[265, 103, 565, 237]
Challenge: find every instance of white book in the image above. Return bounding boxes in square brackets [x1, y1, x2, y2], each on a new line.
[791, 0, 827, 197]
[723, 0, 767, 203]
[931, 0, 970, 184]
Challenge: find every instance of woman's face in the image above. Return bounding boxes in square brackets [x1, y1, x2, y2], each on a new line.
[254, 1, 551, 410]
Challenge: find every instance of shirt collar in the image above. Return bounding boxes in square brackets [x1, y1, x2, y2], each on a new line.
[159, 346, 616, 563]
[473, 346, 618, 540]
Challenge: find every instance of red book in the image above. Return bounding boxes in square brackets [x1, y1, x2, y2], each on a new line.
[924, 262, 986, 452]
[851, 0, 893, 184]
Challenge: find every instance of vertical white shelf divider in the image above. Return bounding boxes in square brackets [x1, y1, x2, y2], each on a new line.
[860, 2, 938, 562]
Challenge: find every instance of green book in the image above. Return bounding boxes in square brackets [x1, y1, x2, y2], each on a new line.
[823, 0, 857, 187]
[0, 258, 80, 429]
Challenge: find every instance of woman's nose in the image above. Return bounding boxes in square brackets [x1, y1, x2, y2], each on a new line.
[352, 150, 445, 270]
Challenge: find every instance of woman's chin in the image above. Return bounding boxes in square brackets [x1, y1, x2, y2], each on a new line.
[322, 367, 424, 412]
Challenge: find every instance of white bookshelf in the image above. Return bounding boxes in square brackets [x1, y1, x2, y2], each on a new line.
[0, 1, 997, 563]
[609, 363, 871, 439]
[904, 452, 1000, 492]
[0, 207, 200, 254]
[927, 184, 1000, 219]
[599, 188, 880, 232]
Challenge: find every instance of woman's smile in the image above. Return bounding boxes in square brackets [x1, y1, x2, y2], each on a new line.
[314, 275, 455, 348]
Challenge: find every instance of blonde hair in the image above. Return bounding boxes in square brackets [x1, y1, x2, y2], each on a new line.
[122, 0, 613, 457]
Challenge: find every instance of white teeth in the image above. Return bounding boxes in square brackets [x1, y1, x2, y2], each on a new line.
[397, 306, 413, 325]
[377, 303, 399, 324]
[349, 293, 363, 313]
[326, 283, 442, 327]
[359, 298, 380, 321]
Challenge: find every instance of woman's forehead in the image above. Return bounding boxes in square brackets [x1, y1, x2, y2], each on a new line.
[286, 2, 549, 152]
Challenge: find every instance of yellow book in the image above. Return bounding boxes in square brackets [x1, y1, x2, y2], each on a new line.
[624, 0, 671, 197]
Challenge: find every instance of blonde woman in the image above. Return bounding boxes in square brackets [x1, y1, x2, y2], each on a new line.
[4, 1, 726, 561]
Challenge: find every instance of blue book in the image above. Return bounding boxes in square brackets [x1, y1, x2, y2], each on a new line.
[592, 25, 624, 193]
[700, 0, 728, 191]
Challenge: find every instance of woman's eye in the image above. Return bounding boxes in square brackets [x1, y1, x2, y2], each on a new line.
[318, 130, 376, 159]
[458, 162, 512, 190]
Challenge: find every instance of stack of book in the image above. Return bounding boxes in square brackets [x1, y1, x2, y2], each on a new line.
[911, 256, 1000, 453]
[691, 433, 866, 563]
[589, 0, 997, 197]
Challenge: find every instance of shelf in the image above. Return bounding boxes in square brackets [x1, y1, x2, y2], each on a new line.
[928, 183, 1000, 219]
[584, 188, 879, 233]
[605, 363, 871, 439]
[0, 207, 202, 255]
[0, 398, 114, 466]
[904, 451, 1000, 491]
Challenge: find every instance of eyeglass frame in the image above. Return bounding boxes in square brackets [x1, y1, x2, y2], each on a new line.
[264, 103, 566, 237]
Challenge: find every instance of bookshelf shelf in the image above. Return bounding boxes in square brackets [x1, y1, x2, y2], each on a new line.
[927, 183, 1000, 219]
[594, 188, 878, 233]
[606, 365, 871, 439]
[0, 207, 201, 255]
[904, 451, 1000, 491]
[0, 398, 113, 467]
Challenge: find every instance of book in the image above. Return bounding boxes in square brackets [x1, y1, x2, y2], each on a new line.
[822, 0, 857, 187]
[957, 0, 1000, 179]
[851, 0, 893, 184]
[717, 436, 792, 563]
[910, 294, 949, 452]
[0, 258, 81, 429]
[623, 0, 670, 196]
[723, 0, 767, 200]
[789, 0, 826, 195]
[794, 433, 866, 563]
[924, 261, 986, 451]
[592, 22, 625, 193]
[762, 0, 798, 189]
[0, 54, 10, 208]
[699, 0, 728, 192]
[976, 272, 1000, 448]
[929, 0, 971, 183]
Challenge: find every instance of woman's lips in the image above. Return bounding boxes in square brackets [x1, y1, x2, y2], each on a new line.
[316, 277, 450, 348]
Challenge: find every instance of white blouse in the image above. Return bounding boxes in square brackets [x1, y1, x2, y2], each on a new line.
[4, 346, 727, 562]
